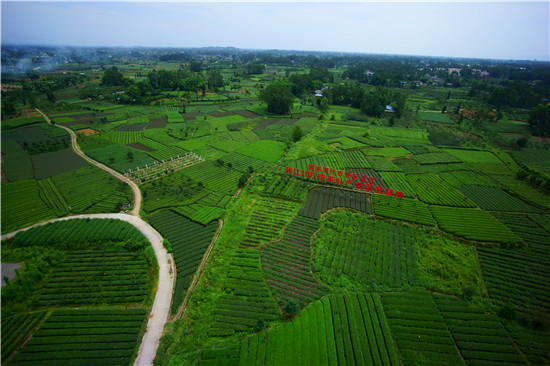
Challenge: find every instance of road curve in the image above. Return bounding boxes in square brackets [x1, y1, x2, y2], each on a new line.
[1, 214, 174, 366]
[36, 109, 142, 217]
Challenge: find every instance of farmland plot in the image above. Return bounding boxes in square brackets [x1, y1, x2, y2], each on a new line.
[218, 152, 267, 173]
[179, 161, 242, 196]
[33, 249, 149, 307]
[149, 210, 217, 313]
[429, 206, 521, 243]
[210, 293, 399, 365]
[1, 312, 47, 362]
[433, 293, 526, 365]
[262, 175, 312, 201]
[236, 140, 286, 163]
[373, 195, 436, 226]
[478, 213, 550, 313]
[52, 166, 133, 213]
[9, 309, 146, 366]
[457, 186, 544, 213]
[209, 249, 280, 337]
[32, 148, 89, 179]
[1, 140, 34, 182]
[407, 173, 476, 207]
[382, 290, 465, 366]
[241, 196, 300, 247]
[299, 187, 371, 220]
[314, 211, 421, 290]
[1, 180, 55, 234]
[37, 178, 69, 217]
[261, 216, 327, 306]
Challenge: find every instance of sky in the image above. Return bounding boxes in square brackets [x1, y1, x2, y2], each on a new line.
[1, 1, 549, 61]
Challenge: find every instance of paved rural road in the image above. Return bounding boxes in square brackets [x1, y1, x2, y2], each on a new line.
[1, 214, 174, 366]
[9, 110, 176, 366]
[36, 109, 142, 217]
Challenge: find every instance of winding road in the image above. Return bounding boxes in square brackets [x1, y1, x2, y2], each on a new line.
[3, 110, 176, 365]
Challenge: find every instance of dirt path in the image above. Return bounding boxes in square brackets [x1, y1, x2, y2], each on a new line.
[174, 219, 224, 320]
[1, 214, 174, 366]
[36, 109, 142, 217]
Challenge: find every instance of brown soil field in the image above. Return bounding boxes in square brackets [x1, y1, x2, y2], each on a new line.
[147, 117, 168, 129]
[77, 128, 99, 136]
[234, 109, 261, 119]
[127, 142, 156, 152]
[209, 111, 235, 118]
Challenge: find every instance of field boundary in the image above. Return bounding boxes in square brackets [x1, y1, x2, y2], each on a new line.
[174, 218, 224, 320]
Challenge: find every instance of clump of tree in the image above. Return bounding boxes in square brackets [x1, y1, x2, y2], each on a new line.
[291, 125, 303, 142]
[528, 104, 550, 137]
[259, 80, 294, 115]
[101, 66, 125, 86]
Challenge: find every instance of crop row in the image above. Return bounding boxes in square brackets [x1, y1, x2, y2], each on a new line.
[179, 161, 242, 195]
[381, 290, 465, 365]
[37, 178, 69, 217]
[52, 166, 133, 213]
[439, 170, 499, 187]
[9, 309, 146, 365]
[314, 211, 421, 290]
[1, 312, 46, 362]
[373, 194, 436, 226]
[299, 186, 371, 220]
[261, 216, 326, 306]
[457, 185, 544, 213]
[33, 249, 148, 307]
[406, 173, 476, 207]
[263, 174, 311, 201]
[433, 293, 525, 365]
[109, 131, 143, 145]
[222, 152, 267, 174]
[10, 218, 147, 248]
[429, 206, 521, 243]
[411, 152, 461, 165]
[147, 145, 187, 162]
[209, 249, 280, 337]
[324, 150, 372, 170]
[1, 180, 55, 234]
[231, 293, 399, 365]
[241, 196, 300, 247]
[149, 210, 217, 313]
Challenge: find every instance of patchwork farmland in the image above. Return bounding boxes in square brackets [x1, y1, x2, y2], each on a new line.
[2, 45, 549, 366]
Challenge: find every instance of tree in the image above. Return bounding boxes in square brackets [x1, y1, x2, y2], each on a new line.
[216, 159, 225, 167]
[528, 104, 550, 137]
[102, 66, 124, 86]
[238, 176, 246, 187]
[292, 125, 303, 142]
[248, 166, 254, 174]
[284, 299, 300, 315]
[46, 89, 56, 104]
[189, 61, 202, 72]
[109, 157, 115, 164]
[227, 162, 233, 169]
[256, 319, 266, 331]
[462, 287, 475, 301]
[126, 152, 134, 161]
[198, 181, 204, 188]
[259, 79, 294, 115]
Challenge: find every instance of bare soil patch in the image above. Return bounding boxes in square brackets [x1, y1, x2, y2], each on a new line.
[147, 118, 168, 129]
[77, 128, 99, 136]
[209, 111, 235, 118]
[234, 109, 261, 119]
[2, 263, 23, 287]
[127, 142, 156, 152]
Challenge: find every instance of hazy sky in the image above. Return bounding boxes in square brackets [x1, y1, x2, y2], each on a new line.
[2, 1, 549, 61]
